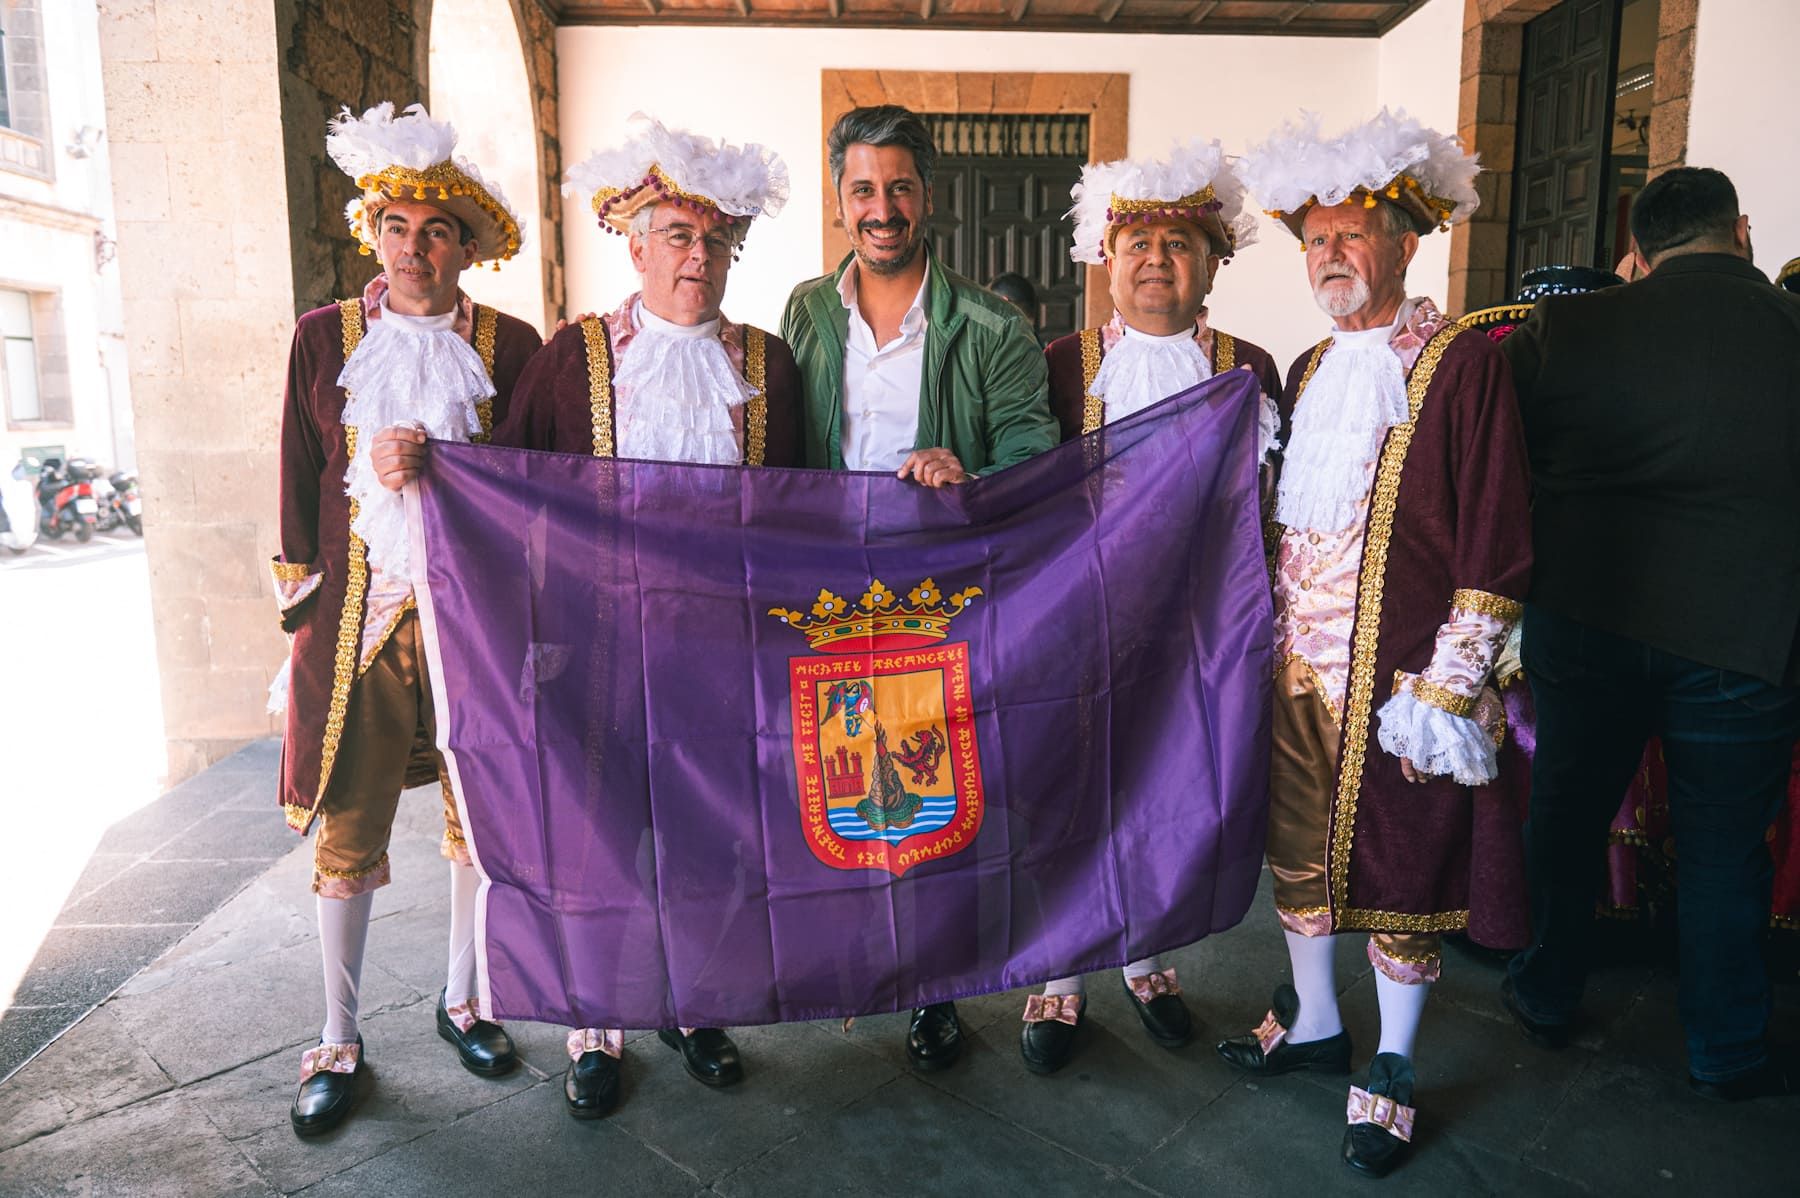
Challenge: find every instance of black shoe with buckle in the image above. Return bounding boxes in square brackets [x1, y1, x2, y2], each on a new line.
[1499, 974, 1571, 1051]
[1342, 1052, 1417, 1178]
[290, 1037, 364, 1139]
[907, 1001, 962, 1072]
[437, 989, 518, 1077]
[1123, 969, 1193, 1048]
[565, 1048, 622, 1120]
[1215, 983, 1353, 1076]
[657, 1028, 744, 1088]
[1019, 993, 1084, 1075]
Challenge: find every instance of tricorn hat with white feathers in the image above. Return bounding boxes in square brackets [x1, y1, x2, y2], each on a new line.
[565, 114, 789, 241]
[1237, 108, 1480, 239]
[1068, 139, 1258, 266]
[327, 102, 524, 265]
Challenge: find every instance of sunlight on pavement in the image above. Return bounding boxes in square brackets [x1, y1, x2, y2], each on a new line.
[0, 538, 167, 1008]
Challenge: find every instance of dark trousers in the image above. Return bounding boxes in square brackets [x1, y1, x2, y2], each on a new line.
[1507, 606, 1800, 1081]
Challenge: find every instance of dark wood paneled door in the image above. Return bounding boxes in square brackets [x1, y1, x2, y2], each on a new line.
[1509, 0, 1622, 290]
[922, 114, 1087, 343]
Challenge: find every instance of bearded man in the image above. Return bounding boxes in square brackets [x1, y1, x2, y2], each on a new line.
[1217, 110, 1532, 1178]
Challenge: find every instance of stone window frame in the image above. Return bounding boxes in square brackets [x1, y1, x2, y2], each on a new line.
[819, 70, 1128, 330]
[1449, 0, 1698, 313]
[0, 285, 72, 430]
[0, 0, 53, 181]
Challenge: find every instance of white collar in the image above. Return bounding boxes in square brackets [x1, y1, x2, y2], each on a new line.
[1120, 322, 1202, 346]
[838, 260, 930, 333]
[377, 298, 456, 333]
[635, 298, 721, 340]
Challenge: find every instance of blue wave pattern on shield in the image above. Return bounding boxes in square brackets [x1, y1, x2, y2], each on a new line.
[829, 801, 958, 842]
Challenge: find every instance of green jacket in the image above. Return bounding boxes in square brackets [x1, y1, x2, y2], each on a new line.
[780, 251, 1058, 474]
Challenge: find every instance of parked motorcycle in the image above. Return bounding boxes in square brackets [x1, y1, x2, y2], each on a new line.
[93, 468, 144, 535]
[35, 457, 99, 542]
[1, 458, 38, 554]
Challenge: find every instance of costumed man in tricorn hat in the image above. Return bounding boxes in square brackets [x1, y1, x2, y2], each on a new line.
[1216, 109, 1532, 1178]
[273, 102, 542, 1137]
[1023, 139, 1282, 1076]
[376, 114, 804, 1120]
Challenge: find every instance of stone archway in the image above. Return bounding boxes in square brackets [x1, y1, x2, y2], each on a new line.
[1448, 0, 1699, 313]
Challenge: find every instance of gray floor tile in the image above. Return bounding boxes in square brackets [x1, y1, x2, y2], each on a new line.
[0, 1004, 84, 1085]
[149, 808, 297, 863]
[9, 924, 184, 1009]
[58, 857, 270, 927]
[0, 1089, 274, 1197]
[0, 1004, 173, 1151]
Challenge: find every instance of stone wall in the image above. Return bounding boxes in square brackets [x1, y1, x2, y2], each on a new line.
[98, 0, 300, 780]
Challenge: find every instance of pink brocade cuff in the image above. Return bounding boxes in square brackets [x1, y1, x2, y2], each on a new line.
[1346, 1085, 1415, 1142]
[567, 1027, 622, 1061]
[1277, 905, 1334, 937]
[299, 1041, 360, 1083]
[444, 997, 492, 1033]
[1255, 1010, 1288, 1056]
[1366, 937, 1441, 985]
[1022, 994, 1083, 1025]
[312, 855, 391, 900]
[270, 557, 322, 614]
[1126, 968, 1180, 1004]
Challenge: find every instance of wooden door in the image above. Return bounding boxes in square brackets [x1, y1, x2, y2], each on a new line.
[1509, 0, 1622, 290]
[923, 114, 1087, 343]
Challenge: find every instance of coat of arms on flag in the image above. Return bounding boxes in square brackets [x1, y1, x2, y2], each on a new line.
[770, 578, 984, 877]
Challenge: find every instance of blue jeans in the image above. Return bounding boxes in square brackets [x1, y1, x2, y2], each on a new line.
[1507, 606, 1800, 1082]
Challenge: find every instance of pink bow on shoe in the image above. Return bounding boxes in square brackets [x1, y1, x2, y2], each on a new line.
[566, 1027, 623, 1061]
[1022, 994, 1082, 1025]
[1127, 968, 1180, 1004]
[1254, 1010, 1288, 1056]
[444, 997, 486, 1034]
[299, 1041, 360, 1083]
[1346, 1086, 1416, 1142]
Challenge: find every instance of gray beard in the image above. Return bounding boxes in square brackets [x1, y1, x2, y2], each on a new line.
[1313, 274, 1372, 319]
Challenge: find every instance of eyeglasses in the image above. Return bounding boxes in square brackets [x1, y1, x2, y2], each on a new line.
[646, 226, 737, 260]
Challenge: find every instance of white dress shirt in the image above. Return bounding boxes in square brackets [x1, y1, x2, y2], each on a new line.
[838, 262, 930, 471]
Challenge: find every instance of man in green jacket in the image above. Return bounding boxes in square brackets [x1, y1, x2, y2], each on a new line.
[782, 105, 1057, 487]
[780, 106, 1056, 1071]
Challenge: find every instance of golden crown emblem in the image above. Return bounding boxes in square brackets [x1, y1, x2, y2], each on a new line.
[769, 577, 982, 654]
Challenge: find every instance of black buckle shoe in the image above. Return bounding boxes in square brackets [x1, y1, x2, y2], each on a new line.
[565, 1049, 622, 1120]
[907, 1001, 962, 1072]
[1342, 1052, 1416, 1178]
[1020, 994, 1084, 1075]
[1499, 975, 1571, 1051]
[1123, 970, 1193, 1048]
[1215, 983, 1352, 1075]
[290, 1037, 364, 1138]
[437, 989, 518, 1077]
[657, 1028, 744, 1088]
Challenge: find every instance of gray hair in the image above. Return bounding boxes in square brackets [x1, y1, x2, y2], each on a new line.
[627, 201, 748, 252]
[1373, 197, 1418, 240]
[827, 105, 936, 193]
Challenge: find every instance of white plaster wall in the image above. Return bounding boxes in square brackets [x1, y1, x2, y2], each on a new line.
[557, 15, 1469, 369]
[0, 0, 133, 472]
[1686, 0, 1800, 280]
[1376, 0, 1465, 307]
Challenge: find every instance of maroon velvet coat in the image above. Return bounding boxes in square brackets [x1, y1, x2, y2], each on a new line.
[1274, 326, 1533, 943]
[274, 300, 541, 830]
[491, 318, 803, 466]
[1044, 324, 1282, 442]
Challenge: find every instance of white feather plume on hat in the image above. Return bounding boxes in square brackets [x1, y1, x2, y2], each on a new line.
[565, 114, 789, 237]
[1068, 139, 1257, 266]
[327, 102, 525, 263]
[1237, 108, 1480, 238]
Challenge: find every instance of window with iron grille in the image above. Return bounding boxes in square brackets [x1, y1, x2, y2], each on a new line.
[924, 113, 1090, 160]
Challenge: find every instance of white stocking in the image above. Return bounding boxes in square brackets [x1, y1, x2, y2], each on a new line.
[1041, 975, 1085, 997]
[446, 861, 480, 1005]
[1283, 929, 1343, 1042]
[1375, 969, 1430, 1061]
[318, 891, 373, 1045]
[1122, 954, 1165, 981]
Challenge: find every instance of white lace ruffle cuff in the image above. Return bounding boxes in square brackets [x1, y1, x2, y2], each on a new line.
[1375, 689, 1498, 786]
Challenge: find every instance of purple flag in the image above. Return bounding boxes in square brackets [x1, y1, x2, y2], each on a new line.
[408, 370, 1272, 1029]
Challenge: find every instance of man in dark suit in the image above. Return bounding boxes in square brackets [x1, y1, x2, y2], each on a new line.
[1500, 167, 1800, 1101]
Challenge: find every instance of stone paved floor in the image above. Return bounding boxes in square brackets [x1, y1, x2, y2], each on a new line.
[1, 753, 1796, 1197]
